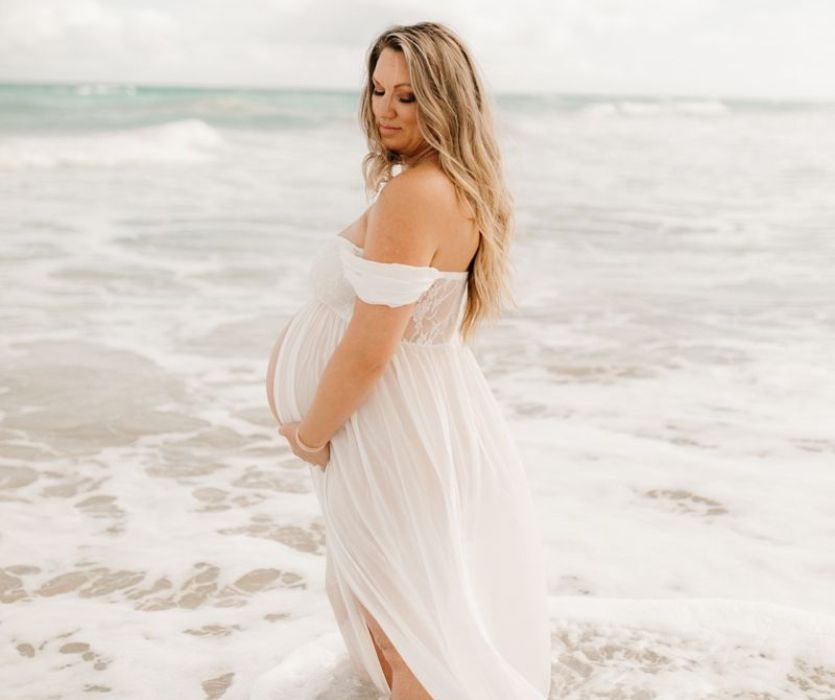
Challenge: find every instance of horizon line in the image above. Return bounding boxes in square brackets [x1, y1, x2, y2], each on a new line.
[0, 78, 833, 106]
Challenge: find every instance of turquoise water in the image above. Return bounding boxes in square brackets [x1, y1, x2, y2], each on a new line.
[2, 81, 832, 132]
[0, 82, 360, 132]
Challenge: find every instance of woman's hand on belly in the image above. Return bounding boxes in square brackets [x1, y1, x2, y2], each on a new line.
[265, 321, 291, 425]
[278, 421, 330, 471]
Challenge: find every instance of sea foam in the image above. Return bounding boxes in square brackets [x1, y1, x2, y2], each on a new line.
[0, 118, 223, 168]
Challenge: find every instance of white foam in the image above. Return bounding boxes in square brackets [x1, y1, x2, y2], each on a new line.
[249, 632, 356, 700]
[75, 83, 137, 97]
[0, 118, 224, 168]
[581, 99, 729, 118]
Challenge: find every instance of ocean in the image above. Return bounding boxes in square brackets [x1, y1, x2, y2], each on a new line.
[2, 82, 834, 699]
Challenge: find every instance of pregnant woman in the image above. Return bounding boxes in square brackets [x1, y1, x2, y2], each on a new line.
[265, 22, 551, 700]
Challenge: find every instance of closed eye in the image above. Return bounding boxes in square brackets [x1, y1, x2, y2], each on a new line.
[372, 89, 415, 103]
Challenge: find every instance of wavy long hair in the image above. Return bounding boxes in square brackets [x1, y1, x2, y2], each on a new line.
[358, 21, 516, 344]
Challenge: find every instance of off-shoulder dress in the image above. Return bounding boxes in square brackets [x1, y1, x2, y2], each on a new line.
[266, 234, 551, 699]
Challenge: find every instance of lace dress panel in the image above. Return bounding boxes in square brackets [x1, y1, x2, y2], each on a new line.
[402, 278, 468, 345]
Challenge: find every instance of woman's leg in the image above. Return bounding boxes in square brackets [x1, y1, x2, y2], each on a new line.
[366, 622, 393, 689]
[358, 603, 432, 699]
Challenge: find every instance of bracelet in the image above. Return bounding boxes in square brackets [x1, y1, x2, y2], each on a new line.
[295, 424, 327, 453]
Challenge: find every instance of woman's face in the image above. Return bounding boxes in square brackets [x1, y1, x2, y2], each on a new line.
[371, 48, 426, 157]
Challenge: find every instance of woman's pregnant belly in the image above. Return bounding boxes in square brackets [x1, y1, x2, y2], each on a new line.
[265, 318, 292, 426]
[265, 301, 348, 427]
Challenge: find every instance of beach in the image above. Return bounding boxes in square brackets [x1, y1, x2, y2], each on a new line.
[1, 83, 834, 699]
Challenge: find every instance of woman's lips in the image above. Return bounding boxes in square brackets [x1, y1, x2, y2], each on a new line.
[380, 125, 400, 133]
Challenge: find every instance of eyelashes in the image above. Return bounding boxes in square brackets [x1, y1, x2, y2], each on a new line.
[371, 89, 416, 103]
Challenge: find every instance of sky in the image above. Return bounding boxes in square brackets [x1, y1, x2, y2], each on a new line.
[0, 0, 834, 100]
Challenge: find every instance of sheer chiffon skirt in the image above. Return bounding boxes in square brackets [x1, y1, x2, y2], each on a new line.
[274, 299, 552, 699]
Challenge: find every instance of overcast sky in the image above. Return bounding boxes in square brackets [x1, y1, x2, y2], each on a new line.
[1, 0, 834, 100]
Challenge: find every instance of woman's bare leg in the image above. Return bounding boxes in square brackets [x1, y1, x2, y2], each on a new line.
[366, 623, 393, 689]
[390, 670, 433, 699]
[358, 603, 432, 699]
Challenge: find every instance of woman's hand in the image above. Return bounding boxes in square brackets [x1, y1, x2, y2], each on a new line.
[278, 422, 330, 471]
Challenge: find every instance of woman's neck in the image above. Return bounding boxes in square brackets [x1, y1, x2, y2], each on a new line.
[404, 150, 439, 171]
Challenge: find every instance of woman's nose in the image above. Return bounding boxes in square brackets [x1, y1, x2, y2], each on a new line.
[380, 94, 397, 117]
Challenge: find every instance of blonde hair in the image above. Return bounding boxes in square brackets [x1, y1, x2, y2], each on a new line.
[358, 21, 516, 344]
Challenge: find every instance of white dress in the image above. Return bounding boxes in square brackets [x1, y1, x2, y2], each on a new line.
[270, 234, 552, 699]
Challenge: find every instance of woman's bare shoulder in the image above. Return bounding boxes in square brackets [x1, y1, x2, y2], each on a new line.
[367, 165, 477, 270]
[377, 163, 471, 222]
[353, 170, 444, 267]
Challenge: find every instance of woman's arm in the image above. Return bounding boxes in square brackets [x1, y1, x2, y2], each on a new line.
[295, 171, 443, 447]
[296, 281, 422, 446]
